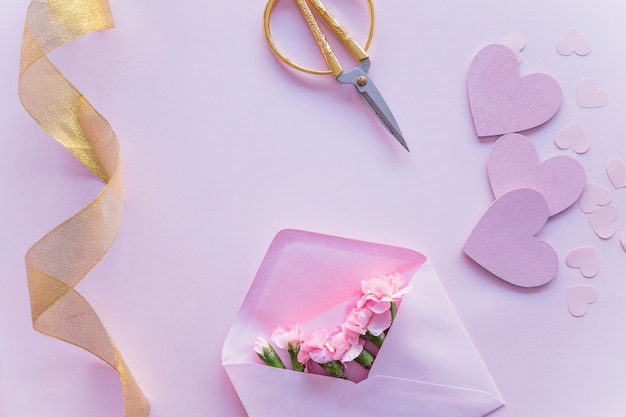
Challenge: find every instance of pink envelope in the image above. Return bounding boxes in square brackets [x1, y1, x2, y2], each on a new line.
[222, 230, 504, 416]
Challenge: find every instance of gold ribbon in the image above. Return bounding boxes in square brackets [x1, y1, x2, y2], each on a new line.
[19, 1, 150, 415]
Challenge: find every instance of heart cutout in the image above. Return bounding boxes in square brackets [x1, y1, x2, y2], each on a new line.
[578, 183, 612, 214]
[577, 78, 608, 108]
[588, 204, 618, 239]
[565, 246, 599, 278]
[487, 133, 585, 216]
[498, 33, 526, 63]
[567, 285, 598, 317]
[554, 123, 590, 154]
[467, 44, 562, 137]
[606, 157, 626, 188]
[621, 230, 626, 252]
[463, 188, 558, 287]
[556, 28, 592, 56]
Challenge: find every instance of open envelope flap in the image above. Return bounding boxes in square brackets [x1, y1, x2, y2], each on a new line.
[338, 261, 504, 416]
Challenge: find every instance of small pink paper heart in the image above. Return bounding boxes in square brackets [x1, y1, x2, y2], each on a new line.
[463, 188, 558, 287]
[578, 183, 612, 214]
[467, 44, 562, 137]
[606, 157, 626, 188]
[588, 204, 618, 239]
[565, 246, 599, 278]
[487, 133, 585, 216]
[577, 78, 608, 108]
[554, 123, 590, 154]
[556, 28, 592, 56]
[498, 33, 526, 62]
[578, 182, 613, 214]
[621, 230, 626, 252]
[567, 285, 598, 317]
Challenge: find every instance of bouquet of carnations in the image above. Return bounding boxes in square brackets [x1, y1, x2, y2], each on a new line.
[254, 272, 410, 379]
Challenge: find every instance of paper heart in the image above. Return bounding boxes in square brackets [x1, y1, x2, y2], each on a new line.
[577, 78, 608, 108]
[567, 285, 598, 317]
[467, 44, 562, 137]
[588, 204, 618, 239]
[556, 28, 592, 56]
[498, 33, 526, 62]
[554, 123, 590, 154]
[606, 157, 626, 188]
[463, 188, 558, 287]
[565, 246, 599, 278]
[487, 133, 585, 216]
[621, 230, 626, 252]
[579, 183, 612, 214]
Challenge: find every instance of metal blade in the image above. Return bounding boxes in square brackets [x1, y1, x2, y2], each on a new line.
[338, 61, 409, 152]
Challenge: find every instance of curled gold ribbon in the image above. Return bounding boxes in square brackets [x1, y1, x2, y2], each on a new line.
[19, 1, 150, 415]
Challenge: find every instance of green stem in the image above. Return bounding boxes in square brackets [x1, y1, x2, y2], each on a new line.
[288, 344, 305, 372]
[390, 301, 398, 321]
[257, 344, 286, 369]
[319, 360, 347, 379]
[354, 348, 375, 369]
[366, 331, 386, 348]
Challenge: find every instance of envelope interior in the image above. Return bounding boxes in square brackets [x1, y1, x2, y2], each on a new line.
[223, 229, 427, 365]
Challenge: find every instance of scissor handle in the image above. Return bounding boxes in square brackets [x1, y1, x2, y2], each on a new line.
[308, 0, 369, 62]
[263, 0, 375, 76]
[294, 0, 343, 78]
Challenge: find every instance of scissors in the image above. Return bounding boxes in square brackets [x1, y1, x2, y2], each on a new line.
[263, 0, 409, 152]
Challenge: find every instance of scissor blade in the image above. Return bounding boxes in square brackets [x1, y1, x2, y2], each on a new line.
[359, 82, 409, 152]
[338, 64, 409, 152]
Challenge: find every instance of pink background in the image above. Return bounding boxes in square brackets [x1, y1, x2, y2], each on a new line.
[2, 0, 626, 416]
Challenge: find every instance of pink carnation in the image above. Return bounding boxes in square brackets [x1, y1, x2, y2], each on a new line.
[344, 304, 392, 337]
[330, 327, 364, 363]
[358, 272, 411, 314]
[253, 336, 270, 355]
[367, 309, 392, 336]
[297, 328, 335, 364]
[343, 305, 373, 335]
[270, 323, 303, 349]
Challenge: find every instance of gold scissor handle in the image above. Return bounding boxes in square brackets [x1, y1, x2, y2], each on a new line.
[307, 0, 369, 62]
[294, 0, 343, 77]
[263, 0, 375, 76]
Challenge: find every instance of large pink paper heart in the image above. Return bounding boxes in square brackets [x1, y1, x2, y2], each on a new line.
[487, 133, 585, 216]
[463, 188, 558, 287]
[467, 44, 562, 137]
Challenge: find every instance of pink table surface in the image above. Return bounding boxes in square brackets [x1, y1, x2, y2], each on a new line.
[2, 0, 626, 416]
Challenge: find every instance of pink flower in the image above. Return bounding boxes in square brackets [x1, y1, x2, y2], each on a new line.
[270, 323, 303, 349]
[253, 336, 285, 369]
[344, 304, 392, 337]
[297, 329, 335, 364]
[343, 305, 373, 335]
[367, 309, 392, 336]
[253, 336, 270, 356]
[330, 327, 364, 363]
[358, 272, 411, 314]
